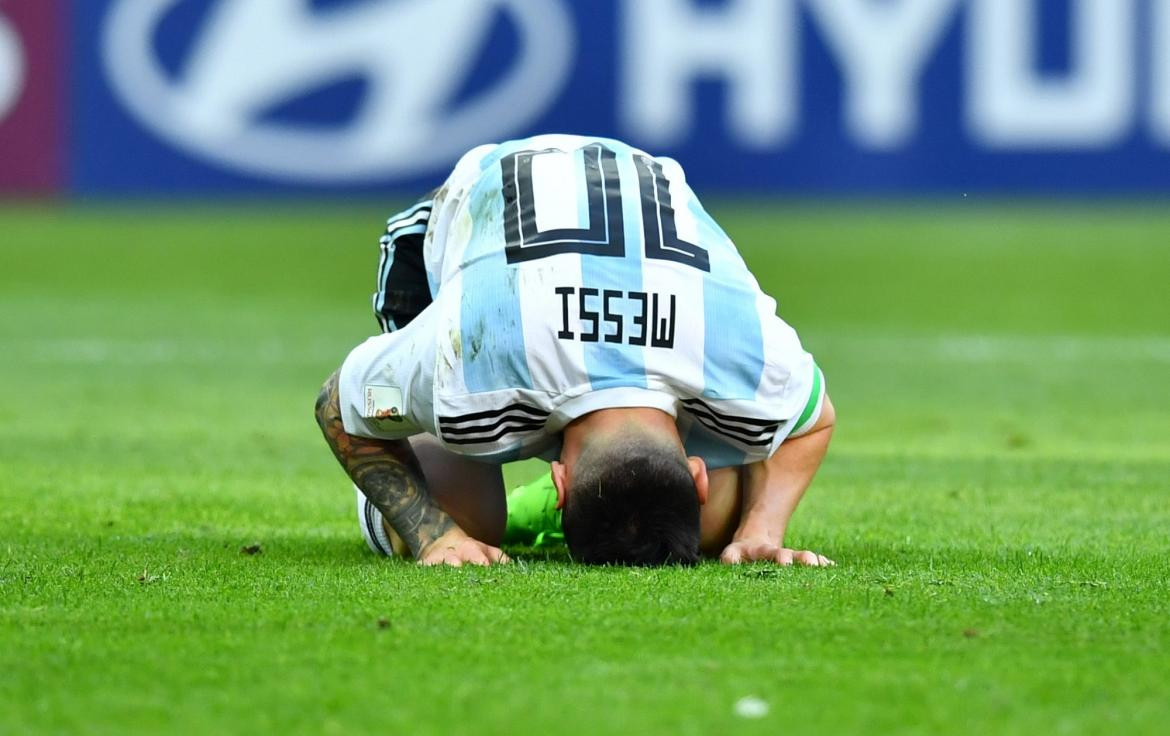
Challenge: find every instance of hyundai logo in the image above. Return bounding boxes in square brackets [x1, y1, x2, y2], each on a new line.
[101, 0, 574, 183]
[0, 10, 24, 122]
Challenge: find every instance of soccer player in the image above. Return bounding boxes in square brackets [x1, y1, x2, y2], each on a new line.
[314, 135, 835, 567]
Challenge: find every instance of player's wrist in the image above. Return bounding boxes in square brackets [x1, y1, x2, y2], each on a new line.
[417, 526, 473, 557]
[732, 519, 787, 546]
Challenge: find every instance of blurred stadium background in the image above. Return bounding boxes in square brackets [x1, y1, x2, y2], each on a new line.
[10, 0, 1170, 194]
[3, 1, 1169, 734]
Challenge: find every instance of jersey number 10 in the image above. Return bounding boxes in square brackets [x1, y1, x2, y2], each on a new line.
[500, 143, 711, 272]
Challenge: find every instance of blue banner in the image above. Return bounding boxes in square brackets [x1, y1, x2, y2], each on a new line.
[69, 0, 1170, 194]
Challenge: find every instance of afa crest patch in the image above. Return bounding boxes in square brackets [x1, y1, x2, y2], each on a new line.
[363, 384, 407, 430]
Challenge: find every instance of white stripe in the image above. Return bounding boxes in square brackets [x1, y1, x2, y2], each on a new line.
[371, 292, 394, 333]
[374, 239, 395, 317]
[441, 419, 548, 439]
[531, 150, 585, 233]
[355, 485, 393, 556]
[385, 199, 433, 223]
[385, 223, 427, 240]
[648, 169, 703, 391]
[443, 424, 545, 442]
[689, 415, 775, 444]
[518, 255, 590, 398]
[384, 207, 431, 233]
[642, 258, 705, 395]
[755, 291, 804, 408]
[439, 409, 550, 426]
[433, 271, 469, 398]
[371, 292, 385, 331]
[642, 169, 704, 449]
[683, 400, 780, 434]
[374, 237, 391, 288]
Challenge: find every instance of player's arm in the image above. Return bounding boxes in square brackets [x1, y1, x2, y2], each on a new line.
[719, 394, 836, 566]
[314, 370, 508, 566]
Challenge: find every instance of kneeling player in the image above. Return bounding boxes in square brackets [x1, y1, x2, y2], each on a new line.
[314, 135, 835, 567]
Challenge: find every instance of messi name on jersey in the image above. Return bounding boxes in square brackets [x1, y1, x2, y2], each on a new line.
[553, 286, 677, 349]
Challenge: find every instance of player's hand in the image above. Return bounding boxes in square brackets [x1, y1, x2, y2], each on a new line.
[719, 539, 835, 567]
[418, 528, 510, 567]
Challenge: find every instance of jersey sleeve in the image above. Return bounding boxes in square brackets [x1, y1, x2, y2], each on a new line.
[755, 311, 828, 450]
[337, 304, 439, 440]
[785, 360, 827, 438]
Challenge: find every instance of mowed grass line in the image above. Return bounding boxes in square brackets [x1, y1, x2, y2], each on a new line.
[1, 203, 1168, 735]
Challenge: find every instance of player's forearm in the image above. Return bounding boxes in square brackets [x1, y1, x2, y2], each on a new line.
[314, 370, 457, 556]
[734, 397, 835, 545]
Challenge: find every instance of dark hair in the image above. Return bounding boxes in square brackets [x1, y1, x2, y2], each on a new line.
[562, 438, 701, 566]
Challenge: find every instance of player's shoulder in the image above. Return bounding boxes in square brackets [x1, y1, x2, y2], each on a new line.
[440, 143, 501, 191]
[437, 136, 596, 195]
[440, 134, 671, 202]
[461, 134, 673, 168]
[497, 133, 643, 153]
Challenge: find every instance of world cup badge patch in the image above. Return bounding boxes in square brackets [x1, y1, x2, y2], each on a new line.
[364, 384, 406, 429]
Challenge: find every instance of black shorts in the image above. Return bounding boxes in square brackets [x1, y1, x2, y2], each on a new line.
[372, 192, 437, 333]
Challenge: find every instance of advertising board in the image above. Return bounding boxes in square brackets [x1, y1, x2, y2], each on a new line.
[0, 1, 63, 193]
[10, 1, 1170, 194]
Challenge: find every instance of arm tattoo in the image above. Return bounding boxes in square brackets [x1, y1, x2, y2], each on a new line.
[314, 370, 455, 556]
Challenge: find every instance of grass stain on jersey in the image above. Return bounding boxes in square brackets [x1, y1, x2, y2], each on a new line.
[449, 327, 463, 360]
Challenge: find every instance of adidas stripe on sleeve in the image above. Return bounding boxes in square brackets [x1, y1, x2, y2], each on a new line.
[373, 197, 435, 333]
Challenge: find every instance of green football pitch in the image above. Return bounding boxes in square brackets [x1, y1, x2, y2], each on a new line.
[2, 202, 1168, 735]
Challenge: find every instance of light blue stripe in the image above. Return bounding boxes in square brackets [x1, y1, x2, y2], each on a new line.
[425, 263, 439, 299]
[684, 191, 757, 467]
[459, 173, 533, 393]
[384, 200, 433, 229]
[386, 223, 427, 238]
[692, 196, 765, 401]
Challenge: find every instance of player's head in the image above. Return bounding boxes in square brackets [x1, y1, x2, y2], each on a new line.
[551, 427, 708, 566]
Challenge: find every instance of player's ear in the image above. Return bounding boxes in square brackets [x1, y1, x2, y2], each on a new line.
[687, 456, 709, 506]
[550, 460, 569, 510]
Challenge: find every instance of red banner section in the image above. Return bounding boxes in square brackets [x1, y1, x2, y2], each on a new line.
[0, 0, 63, 194]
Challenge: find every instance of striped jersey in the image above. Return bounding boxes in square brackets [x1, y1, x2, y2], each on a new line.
[339, 134, 824, 468]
